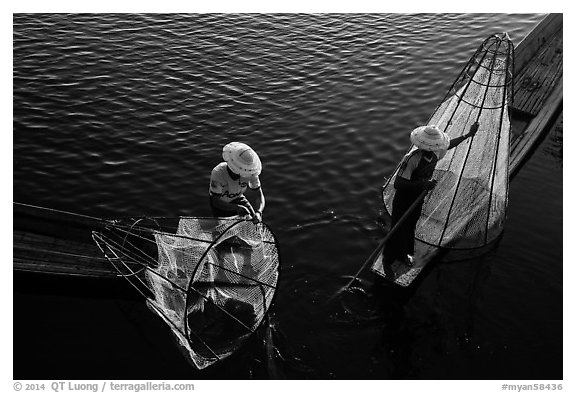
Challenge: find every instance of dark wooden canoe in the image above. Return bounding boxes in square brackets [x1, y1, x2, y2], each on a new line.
[509, 13, 563, 176]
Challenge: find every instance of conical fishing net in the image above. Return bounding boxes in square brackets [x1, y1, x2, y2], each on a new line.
[382, 33, 514, 250]
[92, 216, 279, 369]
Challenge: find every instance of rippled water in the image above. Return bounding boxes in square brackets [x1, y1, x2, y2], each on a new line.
[13, 13, 561, 379]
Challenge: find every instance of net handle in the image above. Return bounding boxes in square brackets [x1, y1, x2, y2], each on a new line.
[328, 189, 428, 300]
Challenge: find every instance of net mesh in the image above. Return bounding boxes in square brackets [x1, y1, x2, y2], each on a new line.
[92, 217, 279, 369]
[382, 33, 514, 250]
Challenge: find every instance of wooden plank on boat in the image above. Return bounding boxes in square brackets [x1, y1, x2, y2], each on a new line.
[525, 57, 562, 115]
[371, 241, 438, 287]
[511, 26, 562, 116]
[508, 13, 562, 178]
[514, 14, 563, 73]
[510, 77, 562, 176]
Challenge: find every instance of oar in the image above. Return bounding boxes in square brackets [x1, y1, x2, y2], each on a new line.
[328, 188, 429, 301]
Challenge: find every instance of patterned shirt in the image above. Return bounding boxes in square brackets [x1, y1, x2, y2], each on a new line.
[209, 162, 261, 203]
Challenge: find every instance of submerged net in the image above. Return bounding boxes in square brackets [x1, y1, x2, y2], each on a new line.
[92, 216, 279, 369]
[382, 33, 514, 250]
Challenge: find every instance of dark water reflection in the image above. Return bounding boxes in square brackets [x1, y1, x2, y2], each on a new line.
[13, 14, 561, 379]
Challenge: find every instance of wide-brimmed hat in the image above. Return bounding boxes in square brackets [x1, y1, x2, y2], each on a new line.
[410, 125, 450, 152]
[222, 142, 262, 177]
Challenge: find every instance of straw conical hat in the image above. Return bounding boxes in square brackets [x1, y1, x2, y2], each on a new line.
[410, 125, 450, 152]
[222, 142, 262, 176]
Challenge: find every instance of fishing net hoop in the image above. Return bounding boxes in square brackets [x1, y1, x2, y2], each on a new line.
[92, 216, 280, 369]
[381, 32, 514, 251]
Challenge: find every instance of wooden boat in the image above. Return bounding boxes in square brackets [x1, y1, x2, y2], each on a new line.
[509, 13, 563, 176]
[371, 13, 562, 287]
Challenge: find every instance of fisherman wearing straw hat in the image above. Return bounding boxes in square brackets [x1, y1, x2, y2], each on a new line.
[209, 142, 265, 223]
[383, 122, 479, 274]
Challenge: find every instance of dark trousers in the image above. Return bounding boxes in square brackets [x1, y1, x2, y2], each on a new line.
[383, 188, 425, 263]
[209, 197, 250, 218]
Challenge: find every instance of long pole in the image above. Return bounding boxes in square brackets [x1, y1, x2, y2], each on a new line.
[328, 188, 428, 301]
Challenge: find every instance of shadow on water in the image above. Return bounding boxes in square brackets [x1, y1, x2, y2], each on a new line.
[260, 314, 317, 379]
[321, 237, 502, 379]
[332, 269, 426, 378]
[13, 270, 310, 380]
